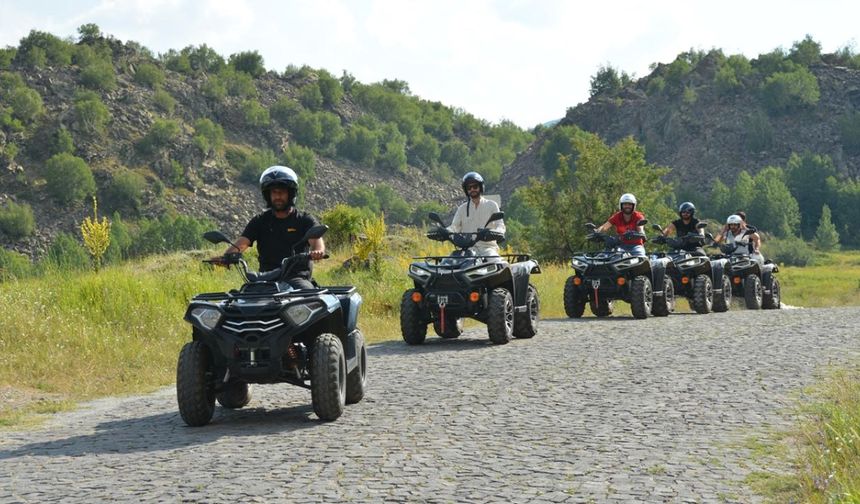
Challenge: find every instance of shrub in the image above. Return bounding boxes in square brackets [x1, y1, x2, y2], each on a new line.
[104, 212, 132, 263]
[321, 204, 372, 249]
[43, 153, 96, 204]
[152, 89, 176, 115]
[838, 112, 860, 154]
[8, 86, 44, 124]
[347, 185, 379, 212]
[0, 248, 33, 281]
[133, 62, 165, 89]
[352, 214, 386, 273]
[410, 201, 448, 226]
[222, 69, 257, 97]
[289, 110, 323, 147]
[646, 76, 665, 96]
[282, 143, 316, 180]
[271, 97, 301, 127]
[103, 170, 146, 214]
[137, 119, 180, 155]
[589, 64, 627, 97]
[338, 125, 378, 164]
[813, 205, 840, 251]
[201, 75, 227, 101]
[762, 235, 814, 266]
[192, 118, 224, 154]
[744, 111, 774, 152]
[79, 60, 116, 91]
[233, 148, 278, 184]
[0, 200, 35, 238]
[52, 126, 75, 155]
[317, 111, 343, 151]
[408, 133, 440, 167]
[241, 99, 269, 127]
[317, 69, 343, 106]
[228, 51, 265, 77]
[789, 35, 822, 67]
[0, 48, 16, 70]
[72, 91, 111, 136]
[16, 30, 73, 67]
[299, 83, 324, 110]
[130, 214, 213, 257]
[440, 140, 471, 173]
[760, 67, 820, 114]
[378, 139, 407, 173]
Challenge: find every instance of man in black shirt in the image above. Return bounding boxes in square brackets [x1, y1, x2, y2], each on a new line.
[660, 201, 706, 255]
[220, 165, 325, 289]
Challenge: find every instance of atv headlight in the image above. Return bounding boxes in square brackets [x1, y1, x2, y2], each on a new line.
[409, 264, 431, 278]
[570, 257, 587, 269]
[677, 257, 708, 268]
[615, 257, 645, 269]
[190, 307, 221, 331]
[283, 302, 322, 326]
[466, 263, 501, 279]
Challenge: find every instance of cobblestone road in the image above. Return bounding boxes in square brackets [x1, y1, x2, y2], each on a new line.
[2, 307, 859, 503]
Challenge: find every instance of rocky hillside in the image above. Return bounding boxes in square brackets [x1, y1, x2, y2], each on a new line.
[0, 27, 531, 259]
[500, 47, 860, 200]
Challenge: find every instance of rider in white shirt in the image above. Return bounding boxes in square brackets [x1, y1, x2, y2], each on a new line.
[448, 172, 505, 257]
[715, 214, 764, 265]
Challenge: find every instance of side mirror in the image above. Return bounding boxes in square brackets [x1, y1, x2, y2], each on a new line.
[696, 222, 708, 229]
[651, 224, 663, 232]
[292, 225, 329, 252]
[429, 212, 446, 227]
[484, 211, 505, 226]
[705, 232, 714, 241]
[746, 225, 758, 233]
[203, 230, 231, 245]
[637, 219, 648, 227]
[584, 222, 597, 231]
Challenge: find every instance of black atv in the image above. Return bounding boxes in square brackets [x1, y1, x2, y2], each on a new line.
[709, 227, 781, 310]
[177, 225, 367, 426]
[400, 211, 541, 345]
[650, 223, 732, 314]
[563, 220, 667, 320]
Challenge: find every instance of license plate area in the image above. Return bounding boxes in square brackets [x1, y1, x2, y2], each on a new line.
[436, 295, 449, 305]
[591, 280, 601, 289]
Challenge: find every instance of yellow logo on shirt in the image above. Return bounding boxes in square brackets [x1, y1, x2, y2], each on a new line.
[287, 228, 297, 232]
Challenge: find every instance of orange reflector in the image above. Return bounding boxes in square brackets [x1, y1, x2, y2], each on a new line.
[573, 277, 582, 286]
[616, 277, 626, 286]
[469, 291, 480, 302]
[681, 276, 689, 285]
[733, 276, 741, 285]
[411, 292, 423, 303]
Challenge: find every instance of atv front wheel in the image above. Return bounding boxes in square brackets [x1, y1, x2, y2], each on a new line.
[630, 275, 653, 319]
[763, 277, 781, 310]
[744, 275, 763, 310]
[651, 276, 675, 317]
[563, 276, 586, 318]
[487, 288, 514, 345]
[712, 275, 732, 313]
[311, 333, 347, 421]
[589, 297, 613, 317]
[513, 284, 539, 339]
[692, 274, 713, 314]
[433, 315, 464, 339]
[176, 341, 216, 427]
[217, 381, 251, 409]
[346, 330, 367, 404]
[400, 289, 428, 345]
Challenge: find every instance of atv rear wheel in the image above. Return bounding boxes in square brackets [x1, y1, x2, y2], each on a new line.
[563, 276, 586, 318]
[692, 274, 713, 314]
[744, 274, 763, 310]
[712, 274, 732, 313]
[400, 289, 427, 345]
[630, 275, 653, 319]
[311, 333, 346, 421]
[434, 315, 464, 339]
[216, 381, 251, 409]
[651, 276, 675, 317]
[176, 341, 215, 427]
[346, 330, 367, 404]
[513, 284, 539, 339]
[487, 287, 514, 345]
[763, 277, 781, 310]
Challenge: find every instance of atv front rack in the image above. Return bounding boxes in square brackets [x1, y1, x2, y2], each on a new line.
[193, 286, 357, 302]
[414, 253, 531, 264]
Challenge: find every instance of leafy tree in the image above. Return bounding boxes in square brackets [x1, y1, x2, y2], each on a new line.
[282, 143, 316, 180]
[752, 48, 794, 77]
[707, 178, 733, 221]
[16, 30, 73, 67]
[748, 166, 800, 237]
[440, 139, 471, 173]
[77, 24, 102, 43]
[759, 67, 820, 114]
[185, 44, 225, 74]
[762, 235, 814, 266]
[0, 200, 35, 238]
[72, 90, 111, 136]
[784, 152, 837, 238]
[589, 64, 630, 97]
[408, 133, 440, 167]
[133, 62, 165, 89]
[229, 51, 265, 77]
[0, 47, 17, 69]
[8, 86, 44, 124]
[519, 128, 673, 260]
[377, 124, 407, 173]
[192, 118, 224, 155]
[340, 70, 356, 92]
[43, 153, 96, 204]
[539, 125, 582, 176]
[830, 178, 860, 247]
[382, 79, 411, 94]
[317, 69, 343, 106]
[789, 35, 822, 67]
[733, 171, 755, 214]
[241, 99, 270, 127]
[813, 204, 839, 251]
[317, 111, 343, 151]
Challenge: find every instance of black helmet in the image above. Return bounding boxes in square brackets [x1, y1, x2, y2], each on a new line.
[461, 171, 484, 196]
[259, 165, 298, 208]
[678, 201, 695, 217]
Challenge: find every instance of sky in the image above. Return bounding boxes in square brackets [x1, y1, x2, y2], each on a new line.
[1, 0, 859, 128]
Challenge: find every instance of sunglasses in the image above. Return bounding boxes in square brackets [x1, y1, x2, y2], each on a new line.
[466, 184, 480, 190]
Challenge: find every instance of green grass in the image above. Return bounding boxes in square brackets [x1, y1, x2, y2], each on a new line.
[1, 244, 859, 427]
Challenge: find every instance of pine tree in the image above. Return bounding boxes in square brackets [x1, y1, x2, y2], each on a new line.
[813, 204, 840, 251]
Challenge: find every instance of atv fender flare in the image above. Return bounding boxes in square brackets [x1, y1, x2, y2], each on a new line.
[341, 291, 363, 333]
[761, 265, 776, 292]
[710, 259, 727, 290]
[509, 260, 538, 306]
[345, 329, 363, 374]
[650, 260, 668, 297]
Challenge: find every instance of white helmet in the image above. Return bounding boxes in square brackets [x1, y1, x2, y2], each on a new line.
[726, 214, 743, 225]
[619, 193, 637, 211]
